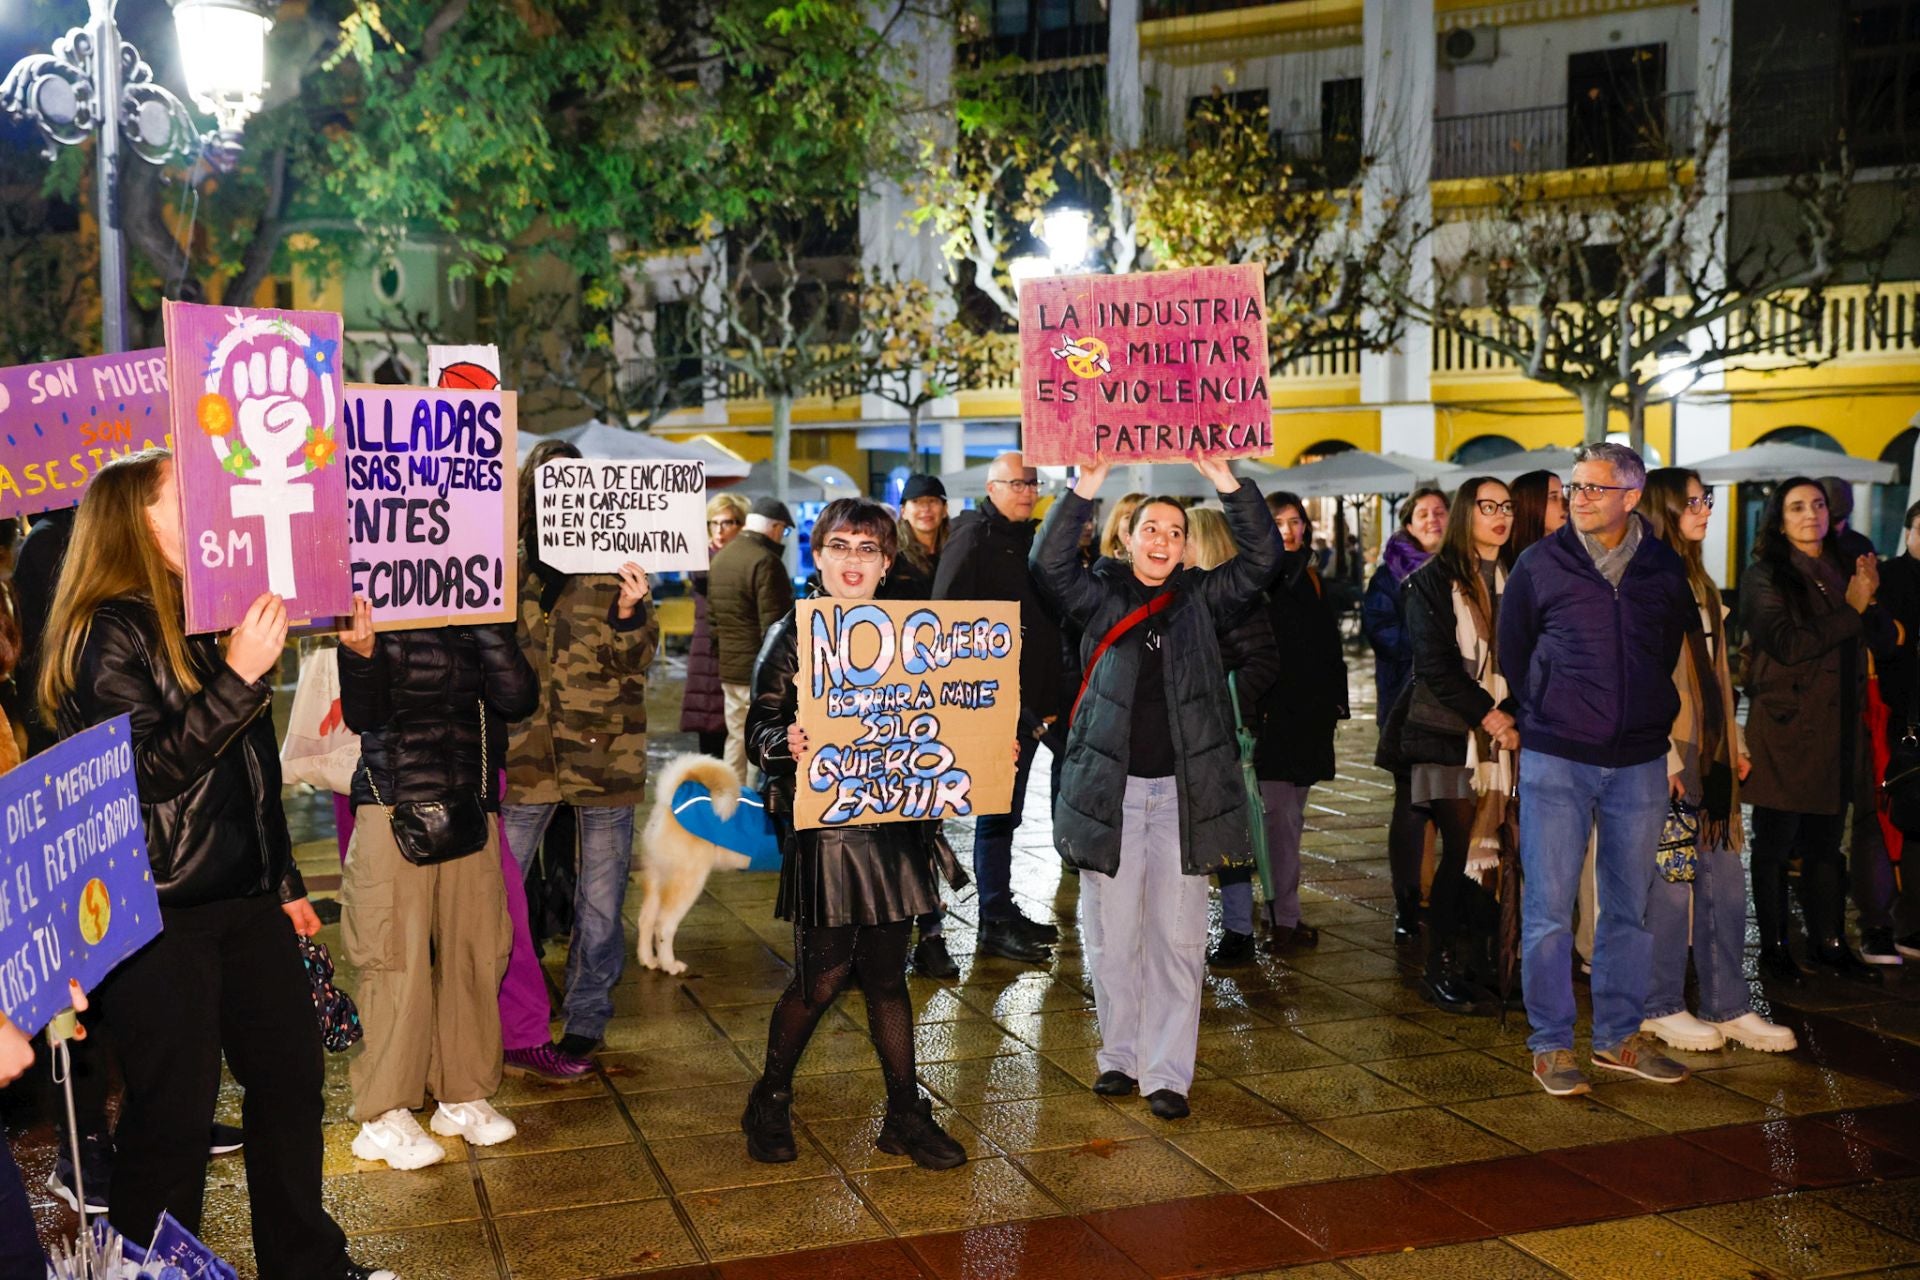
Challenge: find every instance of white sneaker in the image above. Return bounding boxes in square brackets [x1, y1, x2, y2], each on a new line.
[1641, 1011, 1725, 1052]
[351, 1109, 445, 1170]
[430, 1099, 517, 1147]
[1709, 1012, 1797, 1054]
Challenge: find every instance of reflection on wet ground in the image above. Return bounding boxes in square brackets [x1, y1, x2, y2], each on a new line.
[9, 652, 1920, 1278]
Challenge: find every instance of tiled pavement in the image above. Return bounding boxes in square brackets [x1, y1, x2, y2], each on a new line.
[13, 657, 1920, 1278]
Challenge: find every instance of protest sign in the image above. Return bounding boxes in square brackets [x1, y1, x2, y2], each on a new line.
[0, 350, 172, 521]
[344, 386, 518, 628]
[794, 599, 1020, 831]
[1019, 262, 1272, 465]
[534, 458, 707, 574]
[0, 716, 157, 1038]
[428, 344, 501, 391]
[165, 301, 354, 633]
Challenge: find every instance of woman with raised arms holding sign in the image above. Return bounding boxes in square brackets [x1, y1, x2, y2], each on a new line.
[741, 496, 970, 1171]
[1033, 454, 1283, 1119]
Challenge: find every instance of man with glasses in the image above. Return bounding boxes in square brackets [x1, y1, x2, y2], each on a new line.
[933, 452, 1065, 964]
[711, 497, 795, 785]
[1498, 442, 1700, 1098]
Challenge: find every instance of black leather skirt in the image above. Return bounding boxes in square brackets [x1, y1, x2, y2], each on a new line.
[775, 821, 968, 927]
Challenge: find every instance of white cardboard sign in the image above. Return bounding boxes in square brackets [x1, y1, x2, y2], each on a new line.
[534, 457, 707, 573]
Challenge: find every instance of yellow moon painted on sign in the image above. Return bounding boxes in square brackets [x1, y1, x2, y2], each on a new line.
[78, 879, 111, 946]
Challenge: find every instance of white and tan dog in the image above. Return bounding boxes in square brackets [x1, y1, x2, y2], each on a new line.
[636, 753, 757, 975]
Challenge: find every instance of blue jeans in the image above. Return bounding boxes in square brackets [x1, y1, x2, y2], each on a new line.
[501, 802, 636, 1041]
[1646, 845, 1751, 1025]
[973, 734, 1037, 924]
[1517, 751, 1667, 1054]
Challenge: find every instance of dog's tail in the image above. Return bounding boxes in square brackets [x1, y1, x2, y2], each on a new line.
[652, 752, 744, 822]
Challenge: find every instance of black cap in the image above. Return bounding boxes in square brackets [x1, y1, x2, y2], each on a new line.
[901, 474, 947, 504]
[751, 497, 795, 525]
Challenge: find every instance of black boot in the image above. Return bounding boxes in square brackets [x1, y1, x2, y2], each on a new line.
[1420, 948, 1492, 1015]
[1811, 939, 1884, 985]
[1393, 895, 1422, 945]
[1752, 855, 1804, 984]
[912, 934, 960, 979]
[741, 1080, 797, 1164]
[875, 1096, 966, 1170]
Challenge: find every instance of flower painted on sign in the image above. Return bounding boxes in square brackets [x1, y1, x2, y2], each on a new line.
[302, 424, 336, 472]
[221, 444, 258, 478]
[197, 392, 235, 437]
[302, 337, 339, 379]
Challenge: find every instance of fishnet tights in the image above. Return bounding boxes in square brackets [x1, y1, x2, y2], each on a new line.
[761, 919, 918, 1109]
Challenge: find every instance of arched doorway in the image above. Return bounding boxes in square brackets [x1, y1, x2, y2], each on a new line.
[1295, 439, 1356, 466]
[1450, 434, 1522, 466]
[1872, 427, 1918, 556]
[1736, 427, 1845, 568]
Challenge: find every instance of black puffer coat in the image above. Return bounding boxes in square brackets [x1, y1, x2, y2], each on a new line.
[1252, 560, 1348, 784]
[934, 498, 1065, 731]
[678, 573, 725, 736]
[340, 624, 539, 812]
[746, 600, 963, 927]
[59, 597, 303, 909]
[1378, 561, 1512, 769]
[1033, 482, 1282, 876]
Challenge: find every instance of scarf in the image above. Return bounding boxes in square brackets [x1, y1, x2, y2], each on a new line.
[1684, 581, 1735, 849]
[1453, 568, 1512, 883]
[1382, 530, 1434, 584]
[1578, 515, 1643, 587]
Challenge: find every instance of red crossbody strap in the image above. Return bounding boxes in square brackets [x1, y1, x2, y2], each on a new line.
[1072, 590, 1176, 723]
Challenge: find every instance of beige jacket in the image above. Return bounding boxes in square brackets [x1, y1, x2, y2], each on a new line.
[1665, 590, 1745, 852]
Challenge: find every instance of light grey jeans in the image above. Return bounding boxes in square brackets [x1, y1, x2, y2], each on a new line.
[1222, 782, 1313, 932]
[1081, 776, 1212, 1096]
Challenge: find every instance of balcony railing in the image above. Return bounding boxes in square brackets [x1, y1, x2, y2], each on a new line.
[1432, 92, 1694, 181]
[1142, 0, 1297, 18]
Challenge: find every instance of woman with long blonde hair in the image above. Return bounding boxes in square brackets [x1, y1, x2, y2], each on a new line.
[44, 449, 390, 1280]
[1099, 491, 1148, 561]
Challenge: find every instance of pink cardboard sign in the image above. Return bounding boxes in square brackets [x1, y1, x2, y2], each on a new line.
[1019, 262, 1272, 466]
[164, 302, 354, 633]
[0, 350, 172, 521]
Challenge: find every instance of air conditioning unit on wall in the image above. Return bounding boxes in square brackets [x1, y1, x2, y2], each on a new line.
[1441, 26, 1499, 67]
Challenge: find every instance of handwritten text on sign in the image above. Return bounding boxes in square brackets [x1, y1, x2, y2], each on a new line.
[0, 717, 157, 1037]
[535, 459, 707, 574]
[344, 387, 518, 628]
[0, 350, 172, 521]
[1019, 262, 1271, 465]
[795, 600, 1020, 830]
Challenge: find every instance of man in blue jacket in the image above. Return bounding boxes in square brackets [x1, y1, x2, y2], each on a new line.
[1498, 443, 1699, 1098]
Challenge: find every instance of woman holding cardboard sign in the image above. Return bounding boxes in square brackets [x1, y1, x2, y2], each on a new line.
[1033, 454, 1283, 1120]
[42, 449, 392, 1280]
[742, 496, 970, 1171]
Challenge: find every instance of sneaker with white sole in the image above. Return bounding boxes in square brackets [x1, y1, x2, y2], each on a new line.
[1709, 1011, 1797, 1053]
[1593, 1032, 1690, 1084]
[345, 1263, 399, 1280]
[430, 1099, 517, 1147]
[1859, 928, 1904, 966]
[1896, 932, 1920, 962]
[1641, 1011, 1725, 1052]
[1533, 1049, 1591, 1097]
[352, 1109, 445, 1170]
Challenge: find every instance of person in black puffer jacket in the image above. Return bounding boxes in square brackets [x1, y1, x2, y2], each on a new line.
[42, 450, 384, 1280]
[1033, 456, 1282, 1121]
[337, 602, 538, 1171]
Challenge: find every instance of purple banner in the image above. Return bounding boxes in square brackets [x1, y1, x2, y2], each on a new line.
[165, 302, 354, 633]
[0, 350, 171, 521]
[345, 386, 519, 628]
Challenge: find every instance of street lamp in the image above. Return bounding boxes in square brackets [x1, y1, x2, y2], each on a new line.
[1007, 254, 1052, 298]
[2, 0, 274, 353]
[1039, 206, 1091, 271]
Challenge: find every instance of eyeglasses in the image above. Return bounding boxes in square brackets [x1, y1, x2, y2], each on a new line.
[1565, 482, 1636, 500]
[708, 518, 741, 530]
[990, 478, 1040, 492]
[1684, 493, 1715, 511]
[1474, 500, 1515, 517]
[819, 539, 886, 563]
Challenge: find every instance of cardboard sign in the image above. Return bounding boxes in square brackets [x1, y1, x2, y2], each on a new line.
[344, 386, 518, 628]
[429, 344, 502, 391]
[0, 350, 172, 521]
[164, 302, 354, 633]
[534, 458, 707, 573]
[794, 599, 1020, 830]
[1019, 262, 1272, 465]
[0, 717, 158, 1037]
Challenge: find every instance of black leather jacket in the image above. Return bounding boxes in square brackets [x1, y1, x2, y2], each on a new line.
[57, 596, 303, 909]
[340, 624, 539, 811]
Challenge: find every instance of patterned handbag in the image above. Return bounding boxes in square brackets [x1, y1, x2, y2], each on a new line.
[297, 933, 364, 1053]
[1655, 799, 1699, 884]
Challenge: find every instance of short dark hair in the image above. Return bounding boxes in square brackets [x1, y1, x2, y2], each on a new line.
[812, 498, 899, 562]
[1399, 487, 1447, 529]
[1266, 489, 1311, 540]
[1905, 499, 1920, 530]
[1128, 495, 1190, 535]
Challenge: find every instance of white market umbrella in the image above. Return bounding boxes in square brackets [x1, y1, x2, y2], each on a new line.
[516, 420, 752, 480]
[1688, 441, 1896, 487]
[1252, 449, 1461, 500]
[736, 459, 861, 502]
[1468, 445, 1579, 483]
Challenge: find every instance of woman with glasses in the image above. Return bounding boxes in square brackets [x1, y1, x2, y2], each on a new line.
[1637, 470, 1796, 1051]
[1380, 478, 1515, 1014]
[741, 498, 969, 1170]
[1741, 477, 1893, 985]
[1033, 456, 1280, 1120]
[1509, 470, 1566, 557]
[684, 493, 750, 757]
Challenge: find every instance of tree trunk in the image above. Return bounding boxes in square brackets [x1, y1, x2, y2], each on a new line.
[1626, 391, 1647, 459]
[772, 391, 794, 505]
[906, 402, 922, 471]
[1579, 385, 1612, 445]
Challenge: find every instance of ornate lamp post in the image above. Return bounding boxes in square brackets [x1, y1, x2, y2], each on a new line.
[2, 0, 274, 353]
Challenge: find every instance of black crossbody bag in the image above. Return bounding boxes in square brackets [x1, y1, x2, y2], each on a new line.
[367, 700, 492, 865]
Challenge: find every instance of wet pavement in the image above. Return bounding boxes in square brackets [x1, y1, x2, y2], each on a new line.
[10, 650, 1920, 1278]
